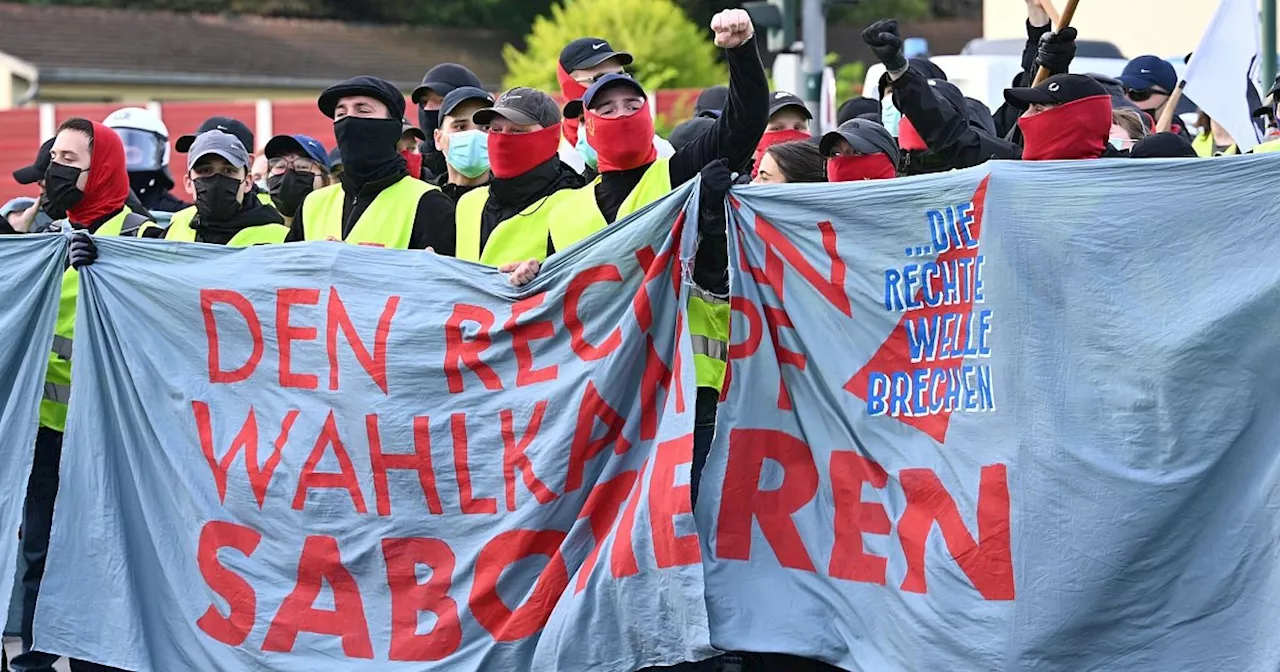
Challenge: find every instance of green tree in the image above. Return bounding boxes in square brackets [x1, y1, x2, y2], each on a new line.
[502, 0, 725, 92]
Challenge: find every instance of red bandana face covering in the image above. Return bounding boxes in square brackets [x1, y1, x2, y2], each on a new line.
[487, 123, 563, 179]
[1018, 95, 1113, 161]
[897, 117, 929, 151]
[586, 110, 658, 173]
[401, 150, 423, 179]
[68, 121, 130, 227]
[558, 64, 590, 146]
[826, 153, 897, 182]
[752, 129, 811, 175]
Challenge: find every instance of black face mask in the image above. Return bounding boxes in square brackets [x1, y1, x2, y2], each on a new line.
[334, 117, 405, 187]
[418, 109, 440, 143]
[194, 174, 244, 223]
[44, 162, 85, 214]
[267, 170, 316, 218]
[38, 190, 67, 221]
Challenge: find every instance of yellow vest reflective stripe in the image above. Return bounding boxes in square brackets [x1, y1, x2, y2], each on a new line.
[557, 159, 675, 236]
[454, 186, 598, 266]
[163, 217, 288, 246]
[688, 284, 730, 391]
[40, 210, 150, 431]
[300, 177, 435, 249]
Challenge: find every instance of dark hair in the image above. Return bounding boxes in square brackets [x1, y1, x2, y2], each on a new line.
[764, 139, 826, 183]
[57, 117, 95, 150]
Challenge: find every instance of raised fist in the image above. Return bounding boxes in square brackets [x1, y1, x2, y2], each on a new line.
[862, 19, 907, 73]
[711, 9, 754, 49]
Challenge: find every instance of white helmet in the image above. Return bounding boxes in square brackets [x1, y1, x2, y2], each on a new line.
[103, 107, 171, 172]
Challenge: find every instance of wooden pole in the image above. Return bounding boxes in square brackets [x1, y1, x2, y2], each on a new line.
[1155, 83, 1186, 134]
[1034, 0, 1082, 85]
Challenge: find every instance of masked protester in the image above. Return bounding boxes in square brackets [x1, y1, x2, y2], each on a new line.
[102, 106, 189, 214]
[453, 87, 585, 273]
[399, 120, 427, 179]
[752, 92, 813, 175]
[262, 134, 335, 225]
[10, 138, 60, 233]
[1004, 74, 1119, 161]
[1119, 56, 1182, 131]
[162, 117, 275, 237]
[754, 139, 826, 184]
[411, 63, 485, 182]
[820, 119, 901, 181]
[432, 86, 495, 201]
[864, 19, 1020, 173]
[286, 76, 456, 253]
[132, 131, 287, 245]
[19, 118, 148, 672]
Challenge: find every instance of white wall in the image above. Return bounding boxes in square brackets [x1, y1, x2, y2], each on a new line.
[983, 0, 1272, 59]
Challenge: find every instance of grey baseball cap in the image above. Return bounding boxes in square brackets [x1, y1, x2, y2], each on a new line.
[473, 87, 561, 128]
[187, 130, 250, 171]
[819, 119, 900, 166]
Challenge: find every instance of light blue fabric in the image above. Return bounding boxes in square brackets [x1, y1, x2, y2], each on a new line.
[699, 154, 1280, 671]
[37, 183, 711, 671]
[0, 235, 67, 630]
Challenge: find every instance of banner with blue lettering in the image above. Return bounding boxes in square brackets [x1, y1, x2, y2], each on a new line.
[700, 155, 1280, 670]
[37, 183, 712, 671]
[0, 235, 67, 626]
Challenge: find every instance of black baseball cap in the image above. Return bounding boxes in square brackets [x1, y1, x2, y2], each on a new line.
[411, 63, 484, 105]
[176, 117, 254, 153]
[695, 85, 728, 118]
[769, 91, 812, 120]
[474, 88, 562, 128]
[12, 137, 55, 185]
[837, 97, 880, 125]
[319, 76, 406, 120]
[820, 118, 900, 166]
[439, 86, 495, 126]
[564, 73, 646, 118]
[1129, 132, 1197, 159]
[1004, 73, 1108, 110]
[559, 37, 633, 73]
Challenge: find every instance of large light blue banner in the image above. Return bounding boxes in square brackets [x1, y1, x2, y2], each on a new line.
[36, 184, 711, 671]
[0, 235, 67, 629]
[700, 154, 1280, 670]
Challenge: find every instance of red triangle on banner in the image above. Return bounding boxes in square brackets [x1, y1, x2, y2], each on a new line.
[844, 176, 991, 444]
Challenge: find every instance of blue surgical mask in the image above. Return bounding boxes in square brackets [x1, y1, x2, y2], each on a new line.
[445, 130, 490, 178]
[576, 132, 599, 171]
[880, 95, 902, 137]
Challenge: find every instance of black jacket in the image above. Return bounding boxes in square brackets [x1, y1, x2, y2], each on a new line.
[891, 64, 1022, 174]
[480, 157, 586, 257]
[144, 192, 284, 245]
[432, 171, 490, 204]
[594, 38, 769, 225]
[286, 173, 457, 255]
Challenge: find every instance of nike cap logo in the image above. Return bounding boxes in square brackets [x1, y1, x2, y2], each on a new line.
[593, 43, 606, 50]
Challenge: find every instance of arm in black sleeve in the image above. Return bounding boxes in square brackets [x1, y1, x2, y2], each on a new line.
[994, 19, 1054, 138]
[409, 189, 456, 253]
[669, 39, 770, 185]
[693, 200, 729, 296]
[285, 206, 305, 242]
[895, 66, 1021, 168]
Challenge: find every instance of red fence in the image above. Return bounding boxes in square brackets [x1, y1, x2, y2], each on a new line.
[1, 90, 701, 206]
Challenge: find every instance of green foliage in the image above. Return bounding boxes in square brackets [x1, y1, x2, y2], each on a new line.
[503, 0, 725, 92]
[835, 61, 868, 104]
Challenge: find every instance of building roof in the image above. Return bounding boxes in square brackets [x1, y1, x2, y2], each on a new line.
[0, 2, 509, 91]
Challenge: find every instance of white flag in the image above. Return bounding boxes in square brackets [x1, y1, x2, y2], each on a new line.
[1182, 0, 1263, 152]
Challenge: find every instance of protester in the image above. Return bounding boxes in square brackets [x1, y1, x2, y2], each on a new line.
[454, 87, 585, 267]
[752, 91, 813, 172]
[820, 119, 901, 181]
[102, 106, 188, 213]
[1110, 108, 1149, 151]
[399, 120, 427, 178]
[754, 139, 826, 184]
[1192, 112, 1239, 156]
[1255, 74, 1280, 143]
[837, 97, 881, 125]
[1119, 56, 1179, 124]
[10, 138, 59, 233]
[1129, 132, 1198, 159]
[262, 134, 334, 225]
[328, 146, 344, 181]
[412, 63, 486, 181]
[864, 19, 1022, 172]
[288, 75, 455, 252]
[1003, 74, 1118, 161]
[695, 85, 729, 118]
[19, 118, 147, 672]
[432, 86, 495, 201]
[169, 117, 275, 233]
[669, 116, 717, 151]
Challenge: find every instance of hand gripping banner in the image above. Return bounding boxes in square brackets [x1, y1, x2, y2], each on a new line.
[700, 155, 1280, 670]
[37, 183, 713, 671]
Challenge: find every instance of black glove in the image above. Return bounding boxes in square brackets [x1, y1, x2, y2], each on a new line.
[699, 158, 733, 200]
[1035, 27, 1078, 75]
[69, 231, 98, 269]
[862, 19, 907, 73]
